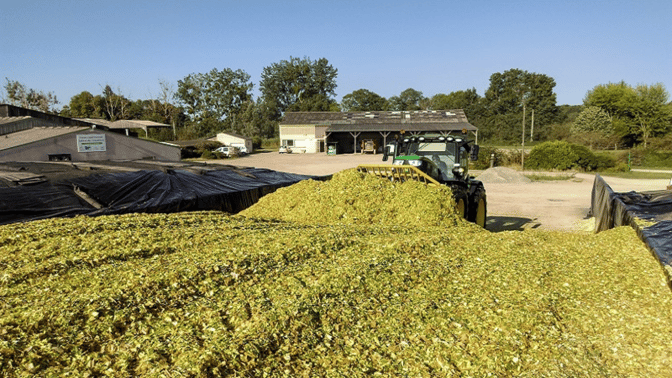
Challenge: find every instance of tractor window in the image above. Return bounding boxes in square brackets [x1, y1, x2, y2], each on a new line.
[406, 142, 457, 181]
[405, 142, 456, 156]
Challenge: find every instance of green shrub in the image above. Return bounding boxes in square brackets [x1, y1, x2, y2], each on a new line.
[261, 137, 280, 149]
[200, 150, 214, 159]
[604, 162, 631, 173]
[472, 147, 529, 169]
[252, 136, 263, 149]
[527, 141, 615, 171]
[195, 141, 222, 151]
[472, 146, 498, 170]
[628, 148, 672, 168]
[648, 135, 672, 150]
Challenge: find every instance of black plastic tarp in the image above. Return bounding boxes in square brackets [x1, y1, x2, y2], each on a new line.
[0, 185, 94, 224]
[0, 168, 318, 225]
[591, 174, 672, 270]
[67, 168, 315, 215]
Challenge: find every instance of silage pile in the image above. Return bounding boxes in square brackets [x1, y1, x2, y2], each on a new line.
[241, 169, 468, 228]
[2, 170, 672, 377]
[476, 166, 532, 184]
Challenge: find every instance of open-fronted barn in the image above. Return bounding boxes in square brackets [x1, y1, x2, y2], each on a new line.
[279, 110, 477, 154]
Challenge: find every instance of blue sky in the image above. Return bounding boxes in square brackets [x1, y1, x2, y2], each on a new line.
[1, 0, 670, 107]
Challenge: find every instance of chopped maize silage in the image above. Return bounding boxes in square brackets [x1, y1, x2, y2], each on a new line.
[240, 169, 469, 227]
[2, 169, 672, 377]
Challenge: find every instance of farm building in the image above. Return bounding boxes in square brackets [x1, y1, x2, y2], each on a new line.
[214, 132, 253, 153]
[0, 104, 180, 162]
[279, 110, 477, 154]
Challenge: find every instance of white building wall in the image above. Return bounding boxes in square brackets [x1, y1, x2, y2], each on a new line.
[279, 125, 325, 153]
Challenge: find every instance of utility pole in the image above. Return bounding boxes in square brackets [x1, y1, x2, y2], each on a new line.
[521, 101, 526, 171]
[530, 109, 534, 141]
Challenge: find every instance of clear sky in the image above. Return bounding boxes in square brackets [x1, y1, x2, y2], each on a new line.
[1, 0, 670, 107]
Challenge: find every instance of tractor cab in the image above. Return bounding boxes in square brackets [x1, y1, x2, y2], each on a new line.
[383, 135, 479, 184]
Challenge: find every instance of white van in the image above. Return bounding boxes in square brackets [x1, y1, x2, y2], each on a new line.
[214, 146, 239, 157]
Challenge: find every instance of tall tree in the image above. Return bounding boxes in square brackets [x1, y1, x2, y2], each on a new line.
[176, 68, 253, 136]
[429, 88, 483, 123]
[2, 78, 59, 113]
[388, 88, 426, 111]
[259, 56, 338, 120]
[630, 83, 671, 148]
[430, 88, 481, 112]
[237, 99, 277, 140]
[481, 69, 558, 142]
[584, 82, 671, 147]
[62, 91, 99, 118]
[340, 89, 388, 111]
[570, 106, 615, 148]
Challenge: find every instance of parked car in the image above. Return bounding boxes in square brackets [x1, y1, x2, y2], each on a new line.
[214, 146, 239, 157]
[233, 145, 248, 155]
[279, 146, 292, 154]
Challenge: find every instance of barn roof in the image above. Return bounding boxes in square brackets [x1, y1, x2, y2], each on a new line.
[0, 127, 89, 150]
[281, 110, 476, 133]
[110, 120, 172, 130]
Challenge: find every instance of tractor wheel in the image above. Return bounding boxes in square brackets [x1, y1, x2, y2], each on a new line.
[456, 197, 466, 219]
[468, 186, 487, 228]
[452, 187, 469, 220]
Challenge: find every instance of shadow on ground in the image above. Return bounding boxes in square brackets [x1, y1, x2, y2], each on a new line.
[486, 216, 541, 232]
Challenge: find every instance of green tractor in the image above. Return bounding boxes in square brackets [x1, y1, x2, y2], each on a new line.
[357, 134, 487, 228]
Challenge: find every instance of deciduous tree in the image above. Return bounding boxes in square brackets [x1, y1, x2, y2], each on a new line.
[340, 89, 388, 111]
[259, 56, 338, 119]
[481, 69, 558, 143]
[388, 88, 426, 111]
[2, 78, 59, 113]
[176, 68, 253, 136]
[62, 91, 99, 118]
[630, 83, 671, 148]
[584, 82, 671, 147]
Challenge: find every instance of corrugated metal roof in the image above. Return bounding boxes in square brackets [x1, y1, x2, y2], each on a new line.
[281, 110, 476, 132]
[74, 118, 116, 128]
[0, 127, 89, 150]
[325, 122, 476, 133]
[281, 110, 476, 133]
[110, 120, 171, 129]
[0, 116, 32, 125]
[282, 110, 469, 124]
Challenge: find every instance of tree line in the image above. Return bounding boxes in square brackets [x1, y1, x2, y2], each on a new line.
[2, 59, 670, 148]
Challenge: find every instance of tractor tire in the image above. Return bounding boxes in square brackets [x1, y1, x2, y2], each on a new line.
[452, 187, 469, 220]
[468, 185, 487, 228]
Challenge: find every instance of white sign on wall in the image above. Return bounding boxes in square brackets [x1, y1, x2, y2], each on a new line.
[77, 134, 106, 152]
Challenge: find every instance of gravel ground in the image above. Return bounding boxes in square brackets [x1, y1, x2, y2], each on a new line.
[211, 152, 672, 232]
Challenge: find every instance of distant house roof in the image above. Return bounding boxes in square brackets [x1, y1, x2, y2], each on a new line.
[0, 127, 89, 150]
[281, 110, 476, 133]
[217, 131, 252, 140]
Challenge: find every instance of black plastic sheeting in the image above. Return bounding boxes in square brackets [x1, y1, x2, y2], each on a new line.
[0, 185, 94, 224]
[0, 168, 320, 225]
[591, 174, 672, 269]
